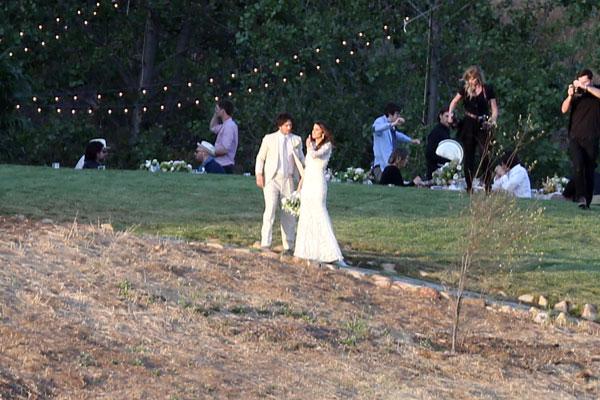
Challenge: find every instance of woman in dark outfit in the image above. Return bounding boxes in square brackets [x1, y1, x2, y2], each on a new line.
[448, 66, 499, 192]
[380, 148, 422, 187]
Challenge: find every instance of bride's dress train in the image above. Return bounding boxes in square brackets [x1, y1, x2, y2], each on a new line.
[294, 142, 343, 263]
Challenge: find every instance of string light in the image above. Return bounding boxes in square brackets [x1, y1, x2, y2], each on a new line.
[264, 83, 269, 88]
[24, 47, 29, 52]
[163, 85, 168, 91]
[195, 99, 200, 105]
[19, 32, 24, 37]
[335, 58, 341, 64]
[187, 82, 193, 87]
[247, 88, 252, 93]
[227, 91, 233, 97]
[282, 77, 287, 83]
[37, 107, 42, 113]
[57, 108, 62, 113]
[209, 78, 214, 84]
[56, 17, 61, 23]
[38, 24, 43, 30]
[230, 73, 236, 78]
[73, 95, 78, 101]
[142, 106, 148, 112]
[275, 61, 280, 67]
[142, 89, 147, 95]
[177, 102, 182, 108]
[54, 96, 59, 102]
[15, 104, 20, 110]
[32, 96, 37, 102]
[299, 71, 304, 77]
[316, 65, 321, 70]
[55, 34, 60, 40]
[315, 48, 320, 53]
[349, 50, 354, 55]
[97, 94, 102, 100]
[107, 108, 112, 114]
[160, 105, 165, 111]
[253, 67, 259, 73]
[41, 41, 46, 46]
[342, 40, 347, 46]
[87, 108, 93, 114]
[71, 109, 76, 115]
[118, 91, 123, 97]
[214, 96, 219, 101]
[124, 107, 129, 113]
[293, 54, 299, 60]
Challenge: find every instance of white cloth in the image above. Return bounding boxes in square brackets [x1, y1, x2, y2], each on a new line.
[255, 131, 305, 249]
[491, 164, 532, 198]
[294, 142, 343, 263]
[74, 155, 85, 169]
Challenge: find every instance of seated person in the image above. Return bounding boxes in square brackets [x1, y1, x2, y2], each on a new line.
[82, 141, 107, 169]
[195, 141, 225, 174]
[491, 150, 531, 198]
[75, 138, 109, 169]
[380, 148, 423, 187]
[425, 107, 452, 180]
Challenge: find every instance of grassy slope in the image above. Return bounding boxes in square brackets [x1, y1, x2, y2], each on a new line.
[1, 164, 599, 305]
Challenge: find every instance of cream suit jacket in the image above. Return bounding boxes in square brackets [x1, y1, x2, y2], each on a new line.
[255, 132, 305, 182]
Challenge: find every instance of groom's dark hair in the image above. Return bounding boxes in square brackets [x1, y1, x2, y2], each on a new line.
[276, 112, 294, 128]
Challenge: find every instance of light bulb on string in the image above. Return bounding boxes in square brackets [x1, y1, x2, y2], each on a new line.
[19, 32, 24, 37]
[253, 67, 259, 73]
[187, 82, 193, 87]
[315, 48, 320, 53]
[195, 99, 200, 105]
[230, 73, 236, 79]
[57, 108, 62, 113]
[97, 94, 102, 100]
[88, 108, 93, 114]
[108, 109, 112, 114]
[24, 47, 29, 52]
[84, 20, 89, 26]
[96, 2, 100, 7]
[366, 41, 371, 47]
[142, 106, 148, 112]
[358, 32, 364, 37]
[177, 102, 182, 108]
[142, 89, 147, 95]
[55, 34, 60, 40]
[299, 71, 304, 77]
[63, 25, 69, 30]
[73, 95, 78, 101]
[282, 77, 287, 83]
[209, 78, 214, 84]
[71, 109, 76, 115]
[54, 96, 59, 102]
[160, 105, 165, 111]
[342, 40, 347, 46]
[114, 2, 119, 8]
[56, 17, 60, 23]
[32, 96, 37, 102]
[214, 96, 219, 101]
[15, 104, 20, 110]
[163, 85, 168, 92]
[335, 58, 340, 64]
[93, 11, 98, 16]
[293, 54, 298, 60]
[41, 41, 46, 46]
[38, 24, 43, 30]
[275, 61, 280, 67]
[124, 108, 129, 113]
[228, 91, 233, 97]
[77, 9, 82, 15]
[118, 92, 123, 97]
[386, 35, 391, 40]
[316, 65, 321, 70]
[264, 83, 269, 88]
[349, 50, 354, 55]
[37, 107, 42, 113]
[8, 52, 13, 57]
[383, 25, 388, 30]
[247, 88, 252, 93]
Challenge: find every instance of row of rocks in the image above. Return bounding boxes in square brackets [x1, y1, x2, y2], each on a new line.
[518, 294, 598, 322]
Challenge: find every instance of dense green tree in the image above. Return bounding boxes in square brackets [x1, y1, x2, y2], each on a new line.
[0, 0, 598, 183]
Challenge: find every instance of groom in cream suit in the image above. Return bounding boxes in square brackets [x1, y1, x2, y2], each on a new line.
[255, 113, 305, 252]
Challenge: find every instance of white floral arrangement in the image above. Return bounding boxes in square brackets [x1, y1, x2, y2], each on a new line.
[432, 160, 464, 186]
[333, 167, 371, 184]
[140, 159, 192, 173]
[281, 191, 301, 217]
[542, 175, 569, 194]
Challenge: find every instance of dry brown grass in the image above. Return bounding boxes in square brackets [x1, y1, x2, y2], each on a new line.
[0, 216, 599, 399]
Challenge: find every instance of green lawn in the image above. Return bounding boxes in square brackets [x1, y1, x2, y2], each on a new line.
[1, 164, 599, 306]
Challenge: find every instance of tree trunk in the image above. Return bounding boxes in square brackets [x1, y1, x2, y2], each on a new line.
[426, 1, 441, 125]
[130, 9, 159, 147]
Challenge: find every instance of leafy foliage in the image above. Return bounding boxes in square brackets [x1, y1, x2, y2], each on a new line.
[0, 0, 598, 182]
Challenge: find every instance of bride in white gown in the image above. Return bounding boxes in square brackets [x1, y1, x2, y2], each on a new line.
[294, 121, 344, 264]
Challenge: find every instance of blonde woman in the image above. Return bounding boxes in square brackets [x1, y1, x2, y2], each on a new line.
[448, 66, 499, 192]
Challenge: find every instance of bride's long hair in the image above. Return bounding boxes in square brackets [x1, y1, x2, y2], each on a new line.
[313, 121, 334, 150]
[462, 65, 486, 99]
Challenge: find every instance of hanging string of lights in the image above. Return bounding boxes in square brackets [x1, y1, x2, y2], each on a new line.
[5, 1, 440, 116]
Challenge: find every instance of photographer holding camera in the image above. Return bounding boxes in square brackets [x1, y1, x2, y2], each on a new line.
[448, 65, 499, 193]
[561, 69, 600, 209]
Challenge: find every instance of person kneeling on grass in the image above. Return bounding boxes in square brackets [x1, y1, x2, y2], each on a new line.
[195, 141, 225, 174]
[491, 150, 531, 198]
[379, 148, 423, 187]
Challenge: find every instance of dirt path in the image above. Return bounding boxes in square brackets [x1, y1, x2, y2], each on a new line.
[0, 216, 599, 399]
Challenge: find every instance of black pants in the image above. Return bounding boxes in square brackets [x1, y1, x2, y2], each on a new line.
[569, 137, 599, 206]
[460, 117, 494, 192]
[223, 165, 234, 174]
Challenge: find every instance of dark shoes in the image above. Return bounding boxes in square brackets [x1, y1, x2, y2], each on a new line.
[577, 197, 590, 210]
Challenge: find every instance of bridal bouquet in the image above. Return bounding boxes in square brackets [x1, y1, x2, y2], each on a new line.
[140, 159, 192, 173]
[281, 191, 301, 217]
[432, 160, 464, 186]
[542, 175, 569, 194]
[333, 167, 370, 184]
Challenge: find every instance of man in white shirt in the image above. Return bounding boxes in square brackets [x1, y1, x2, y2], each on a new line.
[492, 150, 532, 198]
[255, 113, 305, 253]
[372, 102, 420, 182]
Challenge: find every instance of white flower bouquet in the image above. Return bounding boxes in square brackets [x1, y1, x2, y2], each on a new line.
[281, 191, 301, 217]
[432, 160, 464, 186]
[333, 167, 370, 184]
[542, 175, 569, 194]
[140, 159, 160, 172]
[140, 159, 192, 173]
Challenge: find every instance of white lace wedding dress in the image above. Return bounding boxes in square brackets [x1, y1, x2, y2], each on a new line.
[294, 142, 343, 263]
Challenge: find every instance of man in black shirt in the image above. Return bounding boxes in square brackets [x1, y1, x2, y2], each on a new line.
[425, 107, 452, 180]
[561, 69, 600, 209]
